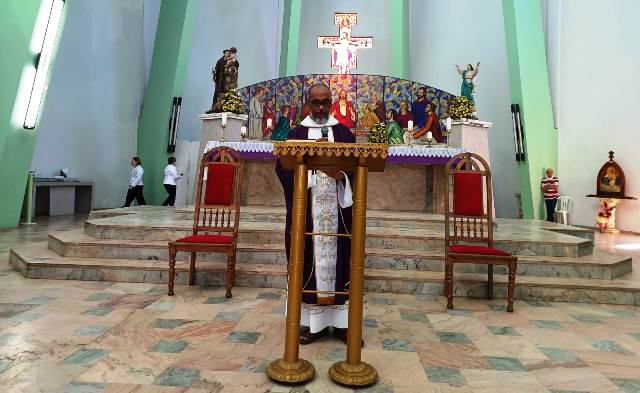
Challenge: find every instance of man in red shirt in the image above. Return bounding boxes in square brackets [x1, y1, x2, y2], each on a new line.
[540, 168, 559, 222]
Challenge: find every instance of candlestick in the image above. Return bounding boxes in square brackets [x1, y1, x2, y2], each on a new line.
[241, 126, 247, 142]
[267, 118, 273, 129]
[407, 120, 414, 132]
[426, 131, 433, 148]
[220, 122, 227, 142]
[446, 117, 452, 131]
[221, 113, 228, 127]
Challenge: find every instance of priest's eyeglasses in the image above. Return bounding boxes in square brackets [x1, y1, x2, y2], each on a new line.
[309, 99, 332, 108]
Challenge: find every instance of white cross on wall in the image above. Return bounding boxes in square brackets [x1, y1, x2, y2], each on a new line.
[317, 13, 373, 74]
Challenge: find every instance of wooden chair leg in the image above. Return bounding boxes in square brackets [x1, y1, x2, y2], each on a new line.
[168, 247, 176, 296]
[225, 253, 236, 298]
[188, 252, 196, 286]
[487, 265, 494, 300]
[445, 259, 454, 309]
[507, 260, 517, 312]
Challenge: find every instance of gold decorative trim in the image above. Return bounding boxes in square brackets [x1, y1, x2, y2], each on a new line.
[329, 360, 378, 386]
[273, 142, 389, 159]
[266, 359, 315, 383]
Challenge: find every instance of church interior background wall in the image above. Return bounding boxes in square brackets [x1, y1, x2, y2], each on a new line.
[238, 73, 453, 139]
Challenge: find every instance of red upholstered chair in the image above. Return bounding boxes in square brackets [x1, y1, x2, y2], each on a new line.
[167, 146, 243, 298]
[444, 152, 518, 312]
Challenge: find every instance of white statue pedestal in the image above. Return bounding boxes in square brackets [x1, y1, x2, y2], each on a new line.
[448, 119, 494, 214]
[198, 112, 249, 155]
[448, 119, 493, 168]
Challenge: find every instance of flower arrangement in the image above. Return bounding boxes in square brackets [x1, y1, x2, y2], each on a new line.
[597, 200, 615, 231]
[448, 96, 477, 120]
[367, 122, 389, 144]
[220, 90, 245, 114]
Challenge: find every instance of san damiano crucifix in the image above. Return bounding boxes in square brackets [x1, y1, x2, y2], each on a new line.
[317, 13, 373, 74]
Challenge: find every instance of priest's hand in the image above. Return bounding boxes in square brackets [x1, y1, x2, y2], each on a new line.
[323, 170, 344, 180]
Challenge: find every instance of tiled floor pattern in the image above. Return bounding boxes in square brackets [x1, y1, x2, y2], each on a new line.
[2, 281, 640, 392]
[1, 215, 640, 392]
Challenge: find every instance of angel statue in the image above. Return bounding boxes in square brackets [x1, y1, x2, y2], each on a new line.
[455, 62, 480, 104]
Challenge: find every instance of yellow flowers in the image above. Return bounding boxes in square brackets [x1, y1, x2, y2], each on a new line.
[220, 91, 246, 114]
[368, 122, 389, 144]
[448, 96, 476, 120]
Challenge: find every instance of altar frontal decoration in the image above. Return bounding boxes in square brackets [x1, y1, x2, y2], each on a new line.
[586, 151, 637, 233]
[204, 141, 467, 166]
[240, 74, 456, 141]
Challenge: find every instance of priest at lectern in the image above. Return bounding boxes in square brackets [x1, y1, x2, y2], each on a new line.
[275, 83, 357, 346]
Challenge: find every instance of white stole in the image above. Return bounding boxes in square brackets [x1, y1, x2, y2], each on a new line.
[299, 116, 353, 207]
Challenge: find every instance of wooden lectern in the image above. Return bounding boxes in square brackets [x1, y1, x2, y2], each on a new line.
[266, 141, 388, 387]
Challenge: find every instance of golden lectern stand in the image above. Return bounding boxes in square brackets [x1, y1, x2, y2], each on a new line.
[266, 141, 388, 387]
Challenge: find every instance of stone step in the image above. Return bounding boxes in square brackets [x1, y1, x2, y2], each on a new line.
[175, 206, 451, 230]
[84, 218, 592, 258]
[49, 232, 630, 280]
[90, 206, 596, 241]
[89, 206, 449, 229]
[10, 243, 640, 305]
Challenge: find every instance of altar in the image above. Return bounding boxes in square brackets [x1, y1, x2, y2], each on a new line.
[204, 140, 467, 213]
[198, 69, 494, 213]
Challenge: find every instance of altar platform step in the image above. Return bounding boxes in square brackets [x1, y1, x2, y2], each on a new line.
[84, 217, 593, 258]
[48, 232, 631, 280]
[10, 243, 640, 305]
[89, 206, 596, 241]
[89, 206, 447, 230]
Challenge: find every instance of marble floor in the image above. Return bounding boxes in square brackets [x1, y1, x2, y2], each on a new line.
[1, 215, 640, 392]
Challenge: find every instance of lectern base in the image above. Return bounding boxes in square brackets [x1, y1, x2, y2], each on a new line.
[329, 360, 378, 387]
[266, 359, 315, 384]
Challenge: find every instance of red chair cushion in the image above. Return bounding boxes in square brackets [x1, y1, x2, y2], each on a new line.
[454, 172, 484, 216]
[449, 244, 511, 256]
[204, 163, 234, 205]
[175, 234, 234, 244]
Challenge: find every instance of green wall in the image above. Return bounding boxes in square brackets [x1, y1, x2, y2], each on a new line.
[0, 0, 63, 227]
[391, 0, 409, 79]
[279, 0, 302, 77]
[136, 0, 197, 204]
[502, 0, 557, 219]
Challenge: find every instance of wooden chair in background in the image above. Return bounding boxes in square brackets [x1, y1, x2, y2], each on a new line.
[168, 146, 244, 298]
[444, 152, 518, 312]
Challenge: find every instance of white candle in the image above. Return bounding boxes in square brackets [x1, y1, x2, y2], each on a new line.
[407, 120, 414, 131]
[427, 131, 433, 141]
[221, 113, 228, 127]
[267, 118, 273, 129]
[446, 117, 452, 131]
[241, 126, 247, 136]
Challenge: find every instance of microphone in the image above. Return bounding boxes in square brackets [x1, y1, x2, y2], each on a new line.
[321, 126, 329, 138]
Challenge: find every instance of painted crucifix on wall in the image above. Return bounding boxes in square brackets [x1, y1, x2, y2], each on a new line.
[317, 13, 373, 74]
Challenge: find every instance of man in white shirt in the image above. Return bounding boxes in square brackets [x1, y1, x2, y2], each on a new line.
[123, 156, 146, 207]
[162, 157, 182, 207]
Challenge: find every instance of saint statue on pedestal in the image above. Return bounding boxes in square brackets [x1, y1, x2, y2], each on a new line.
[207, 47, 239, 114]
[456, 62, 480, 104]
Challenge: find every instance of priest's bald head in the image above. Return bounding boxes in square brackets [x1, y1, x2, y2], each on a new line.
[307, 83, 331, 124]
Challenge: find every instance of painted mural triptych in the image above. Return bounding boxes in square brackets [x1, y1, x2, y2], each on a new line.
[239, 74, 454, 141]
